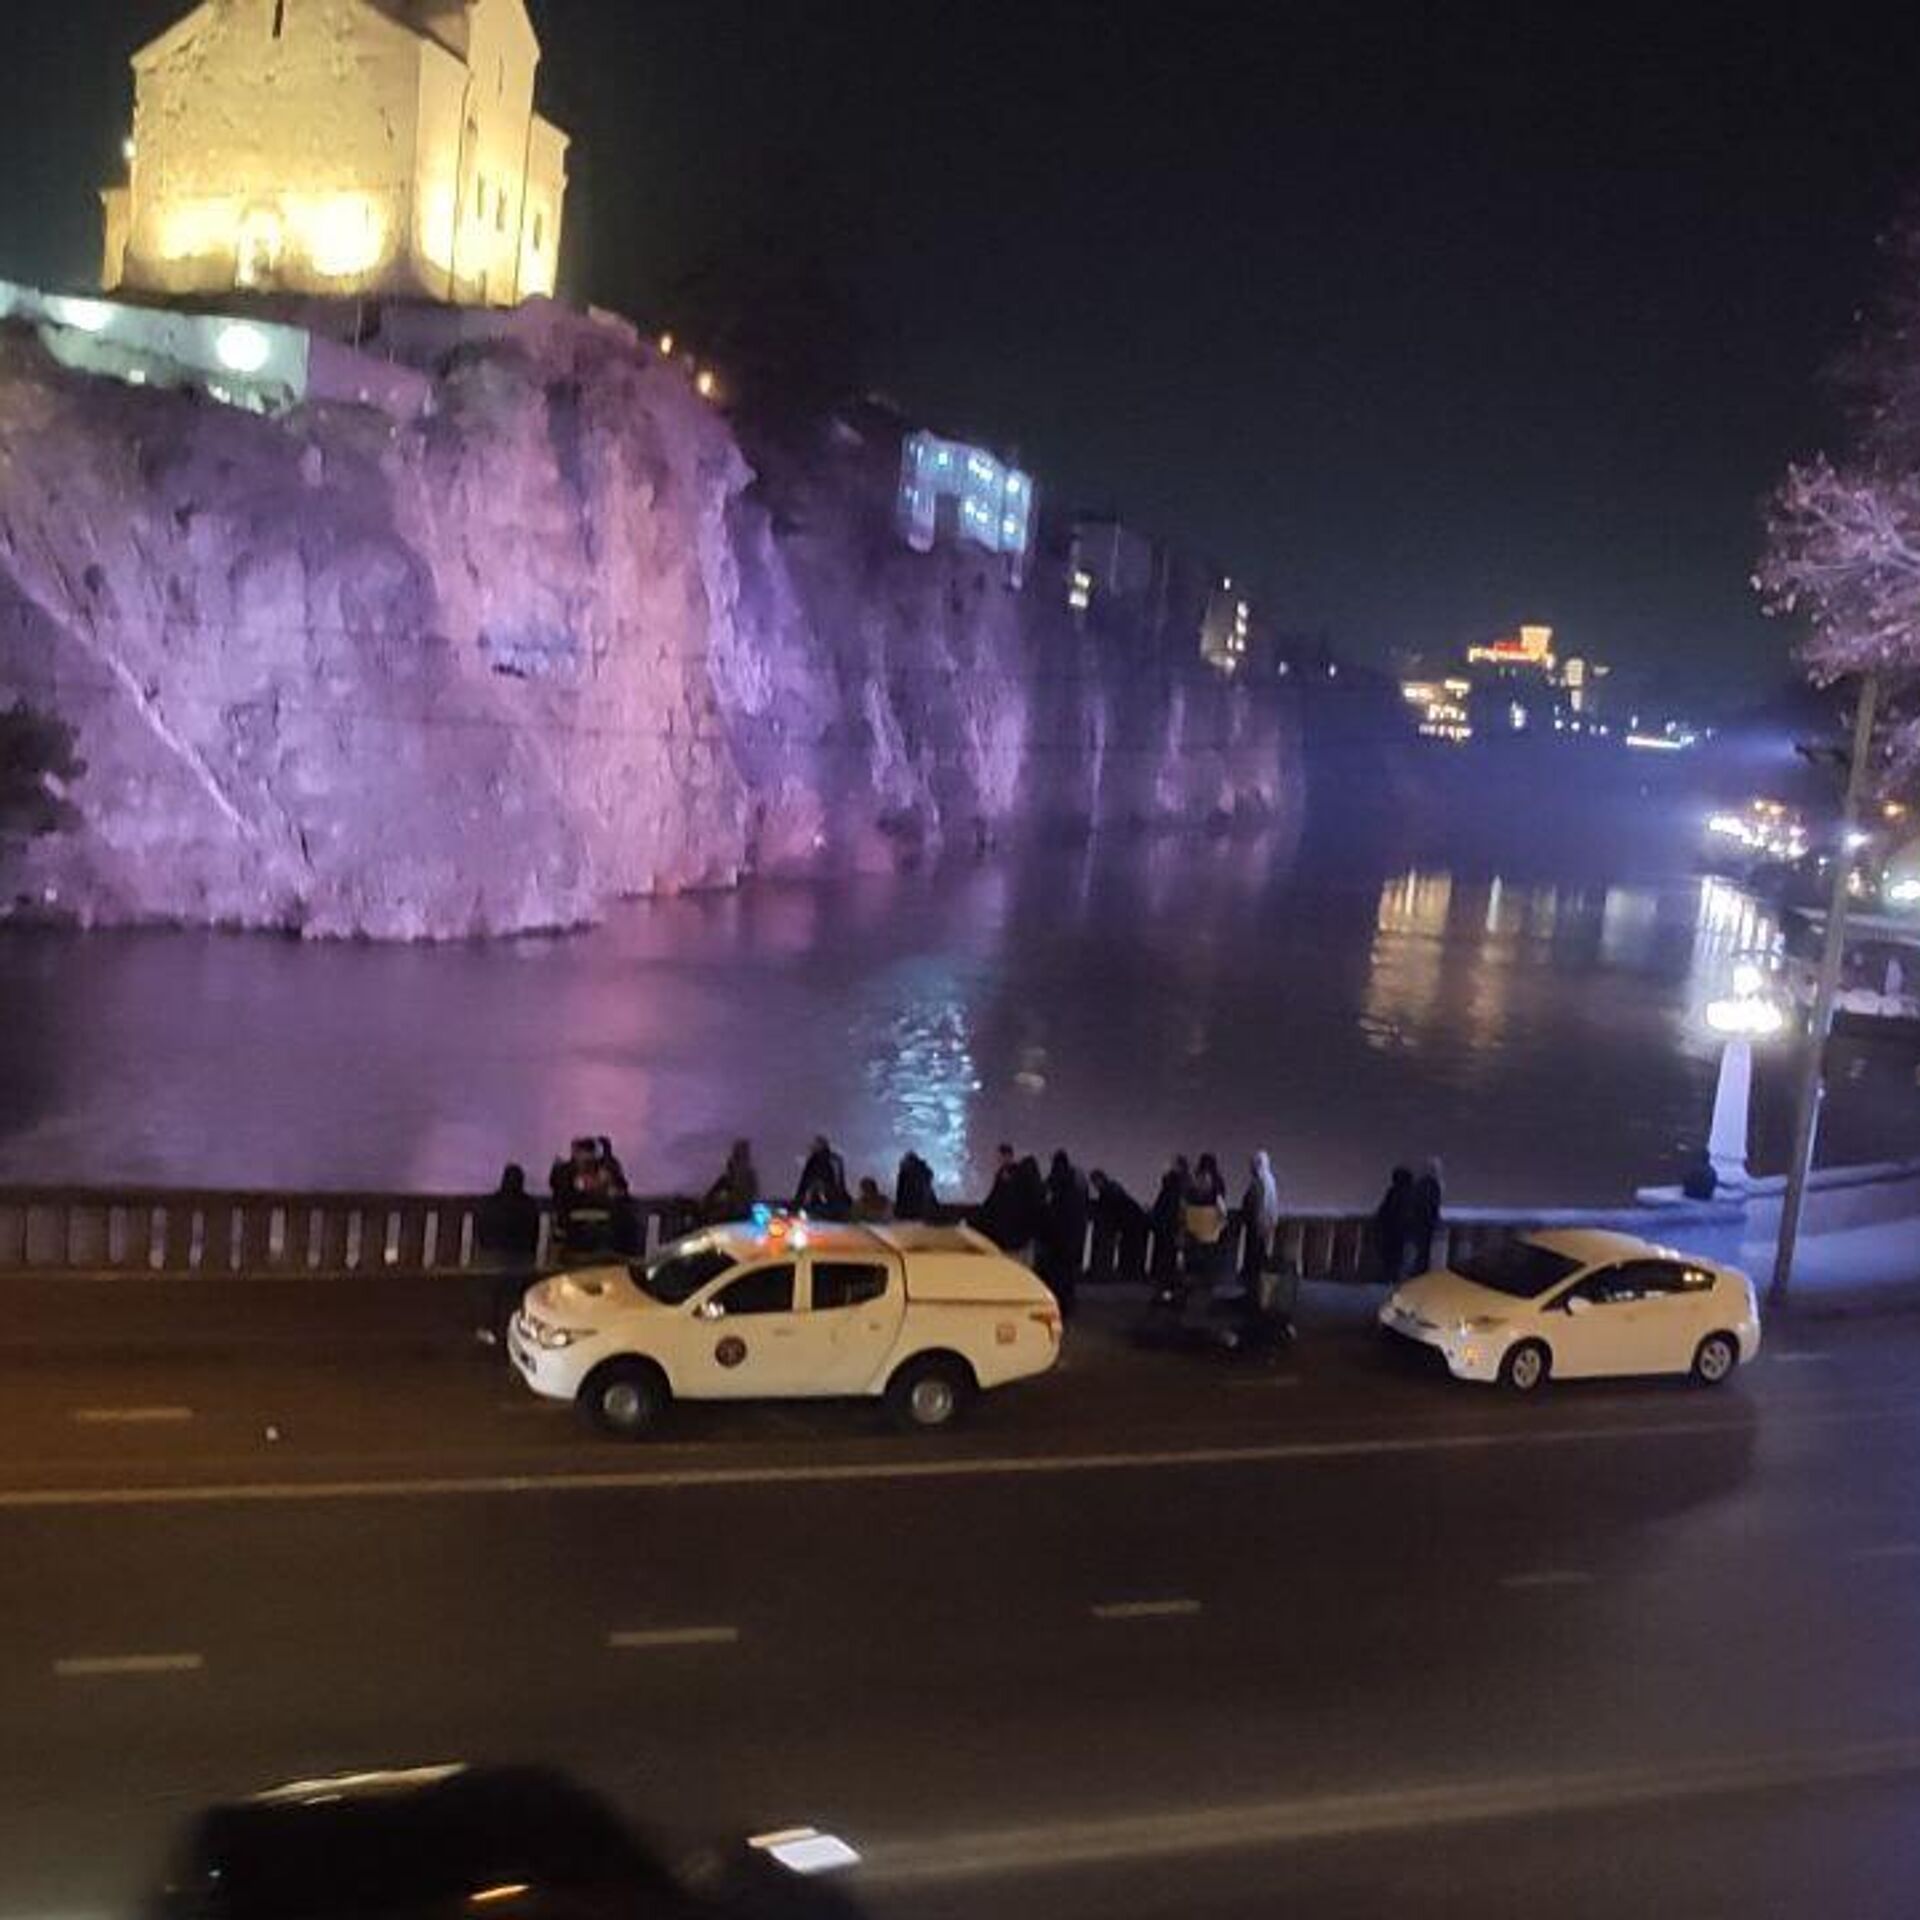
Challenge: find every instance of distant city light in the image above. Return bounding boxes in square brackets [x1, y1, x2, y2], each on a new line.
[657, 331, 674, 355]
[1068, 567, 1093, 612]
[1625, 731, 1689, 752]
[694, 367, 719, 399]
[1891, 879, 1920, 905]
[1844, 829, 1872, 851]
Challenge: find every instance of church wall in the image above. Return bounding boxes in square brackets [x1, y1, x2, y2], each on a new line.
[413, 0, 551, 305]
[121, 0, 425, 300]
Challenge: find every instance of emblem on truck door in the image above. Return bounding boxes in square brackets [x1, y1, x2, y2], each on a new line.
[716, 1335, 748, 1369]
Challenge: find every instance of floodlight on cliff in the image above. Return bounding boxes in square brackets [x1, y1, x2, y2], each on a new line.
[215, 323, 273, 375]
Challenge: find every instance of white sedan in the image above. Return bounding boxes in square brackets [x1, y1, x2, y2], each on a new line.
[1379, 1228, 1761, 1392]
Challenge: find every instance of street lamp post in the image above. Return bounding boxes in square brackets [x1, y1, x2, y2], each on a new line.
[1770, 671, 1881, 1310]
[1705, 960, 1786, 1192]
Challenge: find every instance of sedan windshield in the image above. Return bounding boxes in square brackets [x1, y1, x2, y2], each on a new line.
[1452, 1240, 1583, 1300]
[632, 1239, 736, 1305]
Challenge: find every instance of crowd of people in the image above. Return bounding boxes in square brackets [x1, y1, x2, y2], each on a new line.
[475, 1131, 1450, 1327]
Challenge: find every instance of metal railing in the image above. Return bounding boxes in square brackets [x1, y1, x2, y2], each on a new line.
[0, 1188, 698, 1279]
[0, 1185, 1595, 1284]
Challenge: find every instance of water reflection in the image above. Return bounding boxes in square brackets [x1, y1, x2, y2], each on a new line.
[0, 843, 1913, 1208]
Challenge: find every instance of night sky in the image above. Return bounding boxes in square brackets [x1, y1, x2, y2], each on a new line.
[6, 2, 1920, 702]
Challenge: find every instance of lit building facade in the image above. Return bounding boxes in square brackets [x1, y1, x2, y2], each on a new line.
[101, 0, 569, 306]
[897, 432, 1036, 586]
[1199, 578, 1252, 672]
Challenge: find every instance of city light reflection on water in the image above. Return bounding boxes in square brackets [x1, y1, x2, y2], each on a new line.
[0, 843, 1912, 1208]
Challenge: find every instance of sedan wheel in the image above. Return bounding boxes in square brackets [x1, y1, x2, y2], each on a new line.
[1500, 1340, 1550, 1394]
[1692, 1333, 1739, 1386]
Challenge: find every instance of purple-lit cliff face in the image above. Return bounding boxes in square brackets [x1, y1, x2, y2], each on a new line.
[0, 308, 1300, 937]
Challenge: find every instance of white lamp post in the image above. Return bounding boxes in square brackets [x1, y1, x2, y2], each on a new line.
[1703, 961, 1786, 1193]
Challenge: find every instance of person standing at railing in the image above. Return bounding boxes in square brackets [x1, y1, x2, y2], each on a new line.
[1240, 1150, 1282, 1301]
[703, 1139, 761, 1223]
[1182, 1153, 1231, 1301]
[894, 1150, 937, 1222]
[1041, 1149, 1089, 1319]
[1373, 1166, 1416, 1284]
[1410, 1158, 1445, 1276]
[1149, 1159, 1188, 1297]
[1089, 1169, 1149, 1281]
[475, 1163, 541, 1344]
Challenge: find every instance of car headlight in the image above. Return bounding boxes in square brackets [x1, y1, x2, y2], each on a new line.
[1458, 1315, 1508, 1336]
[533, 1323, 595, 1350]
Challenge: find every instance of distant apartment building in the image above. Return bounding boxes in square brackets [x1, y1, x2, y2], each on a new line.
[897, 431, 1036, 586]
[1199, 577, 1254, 672]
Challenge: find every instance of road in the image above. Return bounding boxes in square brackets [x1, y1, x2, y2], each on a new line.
[4, 1292, 1920, 1919]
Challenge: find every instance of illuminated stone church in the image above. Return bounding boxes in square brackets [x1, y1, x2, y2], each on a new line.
[101, 0, 569, 305]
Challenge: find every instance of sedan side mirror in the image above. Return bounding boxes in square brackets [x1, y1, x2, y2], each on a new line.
[696, 1299, 725, 1321]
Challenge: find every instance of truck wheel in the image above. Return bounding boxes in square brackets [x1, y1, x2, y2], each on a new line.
[581, 1359, 669, 1439]
[886, 1355, 976, 1433]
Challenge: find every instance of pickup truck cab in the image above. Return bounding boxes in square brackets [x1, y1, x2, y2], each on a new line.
[511, 1213, 1063, 1436]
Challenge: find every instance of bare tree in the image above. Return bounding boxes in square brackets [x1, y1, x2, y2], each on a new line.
[1759, 211, 1920, 788]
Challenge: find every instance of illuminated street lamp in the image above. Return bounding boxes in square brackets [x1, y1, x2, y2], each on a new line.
[1703, 961, 1787, 1193]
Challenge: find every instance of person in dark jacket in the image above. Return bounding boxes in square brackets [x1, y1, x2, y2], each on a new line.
[894, 1150, 937, 1222]
[703, 1139, 760, 1223]
[1089, 1169, 1149, 1281]
[1373, 1165, 1416, 1284]
[1015, 1156, 1049, 1262]
[1410, 1157, 1445, 1275]
[794, 1135, 851, 1218]
[1149, 1158, 1189, 1293]
[475, 1162, 541, 1344]
[1040, 1149, 1090, 1318]
[976, 1143, 1026, 1251]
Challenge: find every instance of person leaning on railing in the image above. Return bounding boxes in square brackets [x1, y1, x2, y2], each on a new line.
[475, 1163, 541, 1344]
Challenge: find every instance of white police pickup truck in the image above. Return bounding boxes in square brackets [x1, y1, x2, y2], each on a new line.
[510, 1214, 1063, 1436]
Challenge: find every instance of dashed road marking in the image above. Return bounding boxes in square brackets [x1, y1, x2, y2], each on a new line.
[53, 1652, 203, 1678]
[1091, 1599, 1204, 1621]
[606, 1626, 739, 1650]
[1848, 1542, 1920, 1562]
[1772, 1351, 1835, 1365]
[70, 1407, 194, 1426]
[1498, 1569, 1594, 1591]
[0, 1401, 1909, 1512]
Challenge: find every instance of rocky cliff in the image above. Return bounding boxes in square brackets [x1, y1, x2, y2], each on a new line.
[0, 302, 1301, 937]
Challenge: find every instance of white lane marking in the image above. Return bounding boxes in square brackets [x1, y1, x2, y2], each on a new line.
[1849, 1542, 1920, 1561]
[0, 1402, 1905, 1514]
[53, 1652, 203, 1678]
[1091, 1599, 1203, 1621]
[1772, 1351, 1834, 1365]
[71, 1407, 195, 1426]
[854, 1734, 1920, 1887]
[606, 1626, 739, 1650]
[1498, 1569, 1594, 1591]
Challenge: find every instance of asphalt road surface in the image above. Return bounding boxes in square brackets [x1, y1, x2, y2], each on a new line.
[5, 1292, 1920, 1919]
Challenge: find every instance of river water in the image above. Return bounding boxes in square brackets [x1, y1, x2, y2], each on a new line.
[3, 821, 1917, 1210]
